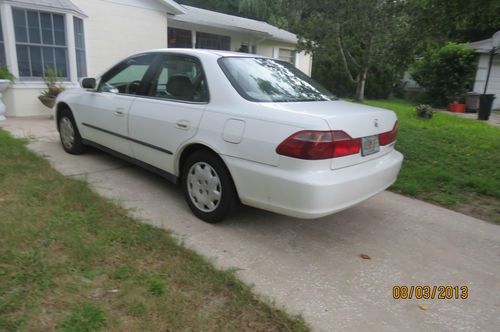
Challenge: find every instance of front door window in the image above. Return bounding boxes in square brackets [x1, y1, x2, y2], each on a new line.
[98, 54, 157, 95]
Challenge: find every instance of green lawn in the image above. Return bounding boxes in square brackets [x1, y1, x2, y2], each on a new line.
[0, 129, 308, 331]
[365, 99, 500, 223]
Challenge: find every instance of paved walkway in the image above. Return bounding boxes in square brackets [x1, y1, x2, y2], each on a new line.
[439, 110, 500, 127]
[2, 117, 500, 332]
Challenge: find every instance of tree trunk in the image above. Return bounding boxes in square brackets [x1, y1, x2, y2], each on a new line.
[355, 66, 368, 100]
[354, 34, 374, 101]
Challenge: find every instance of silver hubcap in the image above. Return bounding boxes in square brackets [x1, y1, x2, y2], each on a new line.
[187, 162, 222, 213]
[59, 117, 75, 150]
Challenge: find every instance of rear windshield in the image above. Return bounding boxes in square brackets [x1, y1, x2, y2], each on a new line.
[218, 57, 336, 103]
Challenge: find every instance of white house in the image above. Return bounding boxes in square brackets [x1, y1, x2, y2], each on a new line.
[0, 0, 312, 117]
[469, 31, 500, 110]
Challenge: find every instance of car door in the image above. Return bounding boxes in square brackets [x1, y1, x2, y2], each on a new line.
[77, 53, 158, 156]
[128, 54, 209, 175]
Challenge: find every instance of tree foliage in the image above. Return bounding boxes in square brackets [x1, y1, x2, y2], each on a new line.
[411, 43, 476, 106]
[296, 0, 417, 100]
[177, 0, 499, 100]
[407, 0, 500, 43]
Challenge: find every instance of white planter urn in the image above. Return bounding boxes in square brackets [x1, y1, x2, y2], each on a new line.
[0, 79, 11, 121]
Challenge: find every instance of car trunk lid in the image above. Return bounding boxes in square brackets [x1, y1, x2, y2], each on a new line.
[266, 100, 398, 169]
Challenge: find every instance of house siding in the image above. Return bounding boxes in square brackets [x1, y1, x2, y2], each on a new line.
[71, 0, 168, 76]
[473, 53, 500, 109]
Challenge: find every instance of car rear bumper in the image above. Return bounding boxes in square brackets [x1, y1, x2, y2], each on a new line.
[223, 150, 404, 219]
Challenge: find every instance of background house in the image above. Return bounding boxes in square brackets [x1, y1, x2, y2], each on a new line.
[469, 31, 500, 110]
[0, 0, 312, 117]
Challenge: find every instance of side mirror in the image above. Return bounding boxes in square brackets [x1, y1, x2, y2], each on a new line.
[81, 77, 96, 90]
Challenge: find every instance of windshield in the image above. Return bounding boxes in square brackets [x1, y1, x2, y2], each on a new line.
[218, 57, 337, 103]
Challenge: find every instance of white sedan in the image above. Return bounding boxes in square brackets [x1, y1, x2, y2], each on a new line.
[55, 49, 403, 223]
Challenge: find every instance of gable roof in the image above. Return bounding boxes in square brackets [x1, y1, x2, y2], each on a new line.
[170, 5, 298, 44]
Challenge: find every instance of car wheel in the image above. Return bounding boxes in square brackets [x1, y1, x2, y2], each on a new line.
[182, 150, 238, 223]
[58, 111, 84, 155]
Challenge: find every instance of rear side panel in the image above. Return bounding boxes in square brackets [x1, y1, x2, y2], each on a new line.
[193, 105, 330, 168]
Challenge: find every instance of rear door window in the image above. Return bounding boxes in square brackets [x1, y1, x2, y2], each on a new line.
[147, 54, 209, 103]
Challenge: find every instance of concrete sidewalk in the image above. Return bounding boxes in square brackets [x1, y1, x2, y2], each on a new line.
[2, 117, 500, 332]
[438, 110, 500, 127]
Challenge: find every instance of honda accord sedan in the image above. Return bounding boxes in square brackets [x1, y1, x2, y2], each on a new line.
[54, 49, 403, 223]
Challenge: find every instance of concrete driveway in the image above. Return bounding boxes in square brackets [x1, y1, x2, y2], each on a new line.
[2, 117, 499, 332]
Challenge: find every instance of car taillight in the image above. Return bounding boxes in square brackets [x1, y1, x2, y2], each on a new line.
[379, 121, 399, 146]
[276, 130, 361, 160]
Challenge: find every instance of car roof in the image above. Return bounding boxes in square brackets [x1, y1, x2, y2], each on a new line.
[136, 48, 271, 59]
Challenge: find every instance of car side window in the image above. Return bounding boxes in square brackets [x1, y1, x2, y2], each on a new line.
[98, 54, 157, 95]
[147, 55, 209, 103]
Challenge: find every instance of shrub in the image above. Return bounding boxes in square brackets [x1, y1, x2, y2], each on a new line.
[415, 104, 434, 119]
[411, 42, 476, 106]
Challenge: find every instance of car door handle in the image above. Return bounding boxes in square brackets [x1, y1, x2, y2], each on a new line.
[113, 109, 125, 117]
[176, 120, 190, 130]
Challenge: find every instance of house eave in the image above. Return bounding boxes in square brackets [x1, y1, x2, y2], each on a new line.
[159, 0, 185, 15]
[1, 0, 87, 17]
[168, 16, 297, 45]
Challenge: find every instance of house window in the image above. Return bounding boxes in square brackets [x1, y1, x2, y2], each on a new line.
[0, 13, 6, 67]
[238, 43, 249, 53]
[168, 27, 192, 48]
[278, 48, 296, 65]
[196, 32, 230, 50]
[13, 8, 68, 80]
[237, 42, 256, 54]
[73, 17, 86, 78]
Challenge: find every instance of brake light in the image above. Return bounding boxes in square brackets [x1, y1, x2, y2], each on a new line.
[379, 121, 399, 146]
[276, 130, 361, 160]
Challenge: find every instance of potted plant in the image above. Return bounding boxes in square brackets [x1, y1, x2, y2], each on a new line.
[447, 97, 465, 113]
[0, 66, 15, 121]
[38, 66, 65, 109]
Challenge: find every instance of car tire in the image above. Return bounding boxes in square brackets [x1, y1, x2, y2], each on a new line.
[182, 150, 238, 223]
[58, 110, 85, 155]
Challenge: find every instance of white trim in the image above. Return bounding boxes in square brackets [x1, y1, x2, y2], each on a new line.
[8, 81, 78, 89]
[99, 0, 185, 14]
[191, 29, 196, 48]
[82, 15, 89, 78]
[0, 3, 18, 77]
[272, 47, 279, 59]
[2, 1, 87, 18]
[65, 13, 77, 83]
[308, 54, 313, 77]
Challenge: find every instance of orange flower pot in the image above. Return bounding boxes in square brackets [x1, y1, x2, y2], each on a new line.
[448, 103, 465, 113]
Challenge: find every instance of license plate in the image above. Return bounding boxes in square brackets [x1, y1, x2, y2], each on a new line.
[361, 135, 380, 156]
